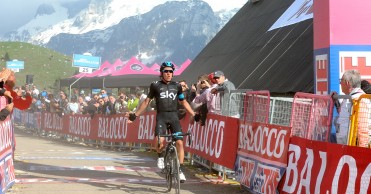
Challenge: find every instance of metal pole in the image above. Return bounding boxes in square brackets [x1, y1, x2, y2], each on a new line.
[69, 73, 86, 101]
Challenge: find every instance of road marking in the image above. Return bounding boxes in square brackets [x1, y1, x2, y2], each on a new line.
[28, 165, 159, 172]
[17, 156, 154, 161]
[15, 177, 205, 184]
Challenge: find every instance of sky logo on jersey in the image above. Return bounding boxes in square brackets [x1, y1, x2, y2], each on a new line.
[160, 91, 177, 100]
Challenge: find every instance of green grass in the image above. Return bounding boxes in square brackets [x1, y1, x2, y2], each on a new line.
[0, 41, 77, 91]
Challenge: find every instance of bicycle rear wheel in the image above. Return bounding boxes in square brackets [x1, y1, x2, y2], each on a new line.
[172, 149, 180, 194]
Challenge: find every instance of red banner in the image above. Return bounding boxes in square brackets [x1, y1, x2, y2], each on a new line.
[278, 136, 371, 194]
[235, 122, 291, 194]
[0, 97, 15, 193]
[182, 113, 239, 169]
[40, 112, 239, 169]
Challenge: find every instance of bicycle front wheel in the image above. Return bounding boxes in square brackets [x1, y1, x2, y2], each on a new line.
[164, 154, 172, 192]
[172, 148, 180, 194]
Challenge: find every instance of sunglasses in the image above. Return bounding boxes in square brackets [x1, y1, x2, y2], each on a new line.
[213, 77, 220, 80]
[162, 70, 173, 73]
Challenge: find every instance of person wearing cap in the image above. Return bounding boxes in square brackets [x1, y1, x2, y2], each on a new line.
[210, 70, 237, 117]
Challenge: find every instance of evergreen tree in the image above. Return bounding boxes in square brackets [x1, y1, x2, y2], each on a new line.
[4, 52, 10, 61]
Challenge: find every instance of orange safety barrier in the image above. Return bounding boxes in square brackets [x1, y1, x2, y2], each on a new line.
[348, 94, 371, 147]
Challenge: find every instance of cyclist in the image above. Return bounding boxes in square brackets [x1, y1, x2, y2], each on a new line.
[126, 61, 197, 182]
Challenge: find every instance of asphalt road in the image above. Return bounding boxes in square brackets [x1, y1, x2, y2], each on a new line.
[8, 125, 248, 194]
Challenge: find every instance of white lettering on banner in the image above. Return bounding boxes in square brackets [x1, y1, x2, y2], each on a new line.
[186, 119, 224, 158]
[360, 164, 371, 194]
[283, 144, 371, 193]
[0, 120, 12, 152]
[44, 113, 63, 130]
[331, 156, 357, 194]
[98, 117, 128, 139]
[238, 123, 287, 159]
[69, 116, 91, 136]
[138, 115, 155, 140]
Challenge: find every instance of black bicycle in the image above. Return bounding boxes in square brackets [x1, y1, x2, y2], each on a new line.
[158, 131, 191, 194]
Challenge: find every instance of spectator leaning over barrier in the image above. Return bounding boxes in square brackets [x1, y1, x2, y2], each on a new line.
[31, 85, 39, 98]
[30, 97, 42, 112]
[106, 95, 117, 115]
[4, 70, 32, 111]
[127, 94, 139, 112]
[66, 96, 79, 115]
[116, 92, 128, 113]
[336, 69, 365, 145]
[192, 74, 218, 123]
[0, 68, 14, 121]
[56, 91, 69, 116]
[210, 70, 236, 116]
[78, 96, 87, 114]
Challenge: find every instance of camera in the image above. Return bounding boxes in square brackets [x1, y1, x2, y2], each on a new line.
[200, 80, 205, 84]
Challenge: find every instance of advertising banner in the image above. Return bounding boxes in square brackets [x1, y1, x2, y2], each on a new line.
[182, 113, 239, 169]
[235, 122, 291, 194]
[279, 136, 371, 194]
[0, 116, 15, 193]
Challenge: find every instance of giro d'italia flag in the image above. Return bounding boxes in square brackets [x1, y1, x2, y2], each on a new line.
[235, 122, 291, 194]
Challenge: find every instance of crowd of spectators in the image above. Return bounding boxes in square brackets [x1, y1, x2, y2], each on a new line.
[27, 86, 152, 118]
[25, 70, 235, 125]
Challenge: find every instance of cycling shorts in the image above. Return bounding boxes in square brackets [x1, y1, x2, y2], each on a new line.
[155, 111, 183, 140]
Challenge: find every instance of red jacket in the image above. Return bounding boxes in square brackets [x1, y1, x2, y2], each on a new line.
[5, 85, 32, 110]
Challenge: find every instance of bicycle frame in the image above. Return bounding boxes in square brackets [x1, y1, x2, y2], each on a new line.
[158, 132, 191, 194]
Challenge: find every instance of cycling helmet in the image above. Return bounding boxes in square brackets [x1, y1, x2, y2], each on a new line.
[160, 61, 175, 72]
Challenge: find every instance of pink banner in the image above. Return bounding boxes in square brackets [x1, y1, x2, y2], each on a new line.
[278, 136, 371, 194]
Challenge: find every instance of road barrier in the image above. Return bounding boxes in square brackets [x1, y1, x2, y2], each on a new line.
[12, 91, 371, 193]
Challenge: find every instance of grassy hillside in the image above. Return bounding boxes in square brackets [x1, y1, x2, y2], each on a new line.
[0, 42, 77, 91]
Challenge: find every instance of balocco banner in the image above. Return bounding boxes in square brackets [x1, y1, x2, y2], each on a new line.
[42, 112, 158, 143]
[278, 136, 371, 194]
[182, 113, 239, 169]
[0, 97, 15, 194]
[235, 122, 291, 194]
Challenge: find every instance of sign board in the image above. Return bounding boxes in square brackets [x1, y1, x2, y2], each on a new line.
[73, 54, 101, 69]
[79, 67, 93, 73]
[6, 60, 24, 70]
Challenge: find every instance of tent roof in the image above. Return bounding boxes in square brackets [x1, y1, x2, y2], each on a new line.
[178, 0, 314, 93]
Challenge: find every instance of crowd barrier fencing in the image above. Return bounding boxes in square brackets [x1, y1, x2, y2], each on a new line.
[349, 94, 371, 147]
[290, 92, 333, 141]
[242, 90, 270, 123]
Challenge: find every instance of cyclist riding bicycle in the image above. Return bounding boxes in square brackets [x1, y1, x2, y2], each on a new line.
[127, 61, 197, 182]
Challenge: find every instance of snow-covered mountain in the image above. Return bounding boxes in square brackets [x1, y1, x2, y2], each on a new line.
[1, 0, 245, 64]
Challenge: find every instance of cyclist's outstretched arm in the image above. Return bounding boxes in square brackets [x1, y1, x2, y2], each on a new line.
[134, 98, 151, 116]
[179, 99, 195, 117]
